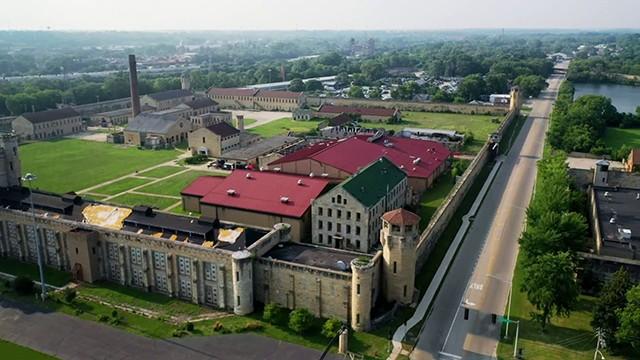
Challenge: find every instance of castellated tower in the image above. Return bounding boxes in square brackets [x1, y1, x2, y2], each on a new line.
[0, 133, 22, 188]
[350, 257, 376, 331]
[509, 86, 521, 112]
[232, 250, 254, 315]
[380, 208, 420, 305]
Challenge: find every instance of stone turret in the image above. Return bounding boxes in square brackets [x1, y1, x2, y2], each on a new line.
[509, 86, 521, 112]
[181, 73, 191, 91]
[350, 256, 375, 331]
[0, 133, 21, 188]
[232, 250, 254, 315]
[380, 208, 419, 305]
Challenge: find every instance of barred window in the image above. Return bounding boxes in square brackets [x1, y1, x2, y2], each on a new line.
[205, 285, 217, 305]
[153, 251, 166, 270]
[108, 243, 119, 260]
[180, 278, 192, 298]
[155, 273, 168, 291]
[178, 256, 191, 276]
[130, 247, 143, 265]
[204, 262, 217, 281]
[109, 262, 120, 281]
[132, 268, 144, 287]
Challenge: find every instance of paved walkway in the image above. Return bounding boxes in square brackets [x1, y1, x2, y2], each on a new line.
[0, 298, 343, 360]
[226, 110, 292, 129]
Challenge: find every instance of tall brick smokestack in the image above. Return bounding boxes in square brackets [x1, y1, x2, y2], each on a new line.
[128, 54, 141, 117]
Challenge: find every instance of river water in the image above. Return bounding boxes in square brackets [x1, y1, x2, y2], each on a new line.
[574, 83, 640, 114]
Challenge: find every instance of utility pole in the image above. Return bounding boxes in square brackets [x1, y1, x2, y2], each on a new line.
[23, 173, 47, 300]
[593, 328, 606, 360]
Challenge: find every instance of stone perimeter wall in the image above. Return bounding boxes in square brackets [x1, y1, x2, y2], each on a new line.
[306, 96, 509, 116]
[415, 108, 518, 269]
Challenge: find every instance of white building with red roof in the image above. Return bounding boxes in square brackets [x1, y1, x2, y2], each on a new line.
[268, 135, 451, 193]
[181, 170, 330, 241]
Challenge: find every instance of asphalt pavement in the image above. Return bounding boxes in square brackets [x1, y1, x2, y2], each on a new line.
[411, 64, 567, 360]
[0, 298, 342, 360]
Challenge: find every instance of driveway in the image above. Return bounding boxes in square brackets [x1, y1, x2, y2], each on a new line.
[0, 298, 343, 360]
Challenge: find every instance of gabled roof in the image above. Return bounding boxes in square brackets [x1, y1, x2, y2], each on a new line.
[146, 89, 193, 101]
[182, 97, 217, 109]
[20, 108, 80, 124]
[317, 104, 397, 117]
[382, 208, 420, 226]
[269, 135, 451, 180]
[205, 122, 240, 138]
[126, 113, 180, 134]
[341, 157, 406, 207]
[197, 170, 330, 218]
[208, 88, 259, 97]
[328, 113, 354, 127]
[255, 90, 303, 99]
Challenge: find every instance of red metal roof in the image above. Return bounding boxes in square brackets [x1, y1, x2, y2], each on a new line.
[208, 88, 259, 97]
[181, 176, 226, 197]
[197, 170, 330, 218]
[256, 90, 303, 99]
[269, 135, 451, 180]
[317, 104, 397, 117]
[382, 209, 421, 225]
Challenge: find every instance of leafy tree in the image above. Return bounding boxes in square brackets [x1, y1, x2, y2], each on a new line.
[485, 73, 509, 94]
[322, 318, 343, 338]
[521, 252, 579, 331]
[318, 52, 343, 66]
[288, 78, 304, 92]
[592, 268, 633, 350]
[457, 74, 486, 102]
[431, 89, 452, 103]
[514, 75, 547, 98]
[360, 60, 386, 82]
[304, 79, 324, 92]
[335, 73, 350, 88]
[368, 87, 382, 99]
[263, 302, 286, 325]
[348, 86, 365, 99]
[616, 285, 640, 350]
[288, 308, 314, 334]
[6, 93, 36, 115]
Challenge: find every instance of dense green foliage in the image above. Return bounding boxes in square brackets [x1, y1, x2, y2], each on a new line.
[13, 275, 34, 295]
[288, 308, 314, 334]
[568, 34, 640, 83]
[263, 303, 287, 325]
[321, 317, 344, 338]
[616, 285, 640, 350]
[591, 269, 633, 351]
[519, 153, 586, 330]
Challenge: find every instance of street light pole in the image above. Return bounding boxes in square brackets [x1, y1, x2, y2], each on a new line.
[513, 320, 520, 358]
[504, 283, 513, 339]
[23, 173, 47, 300]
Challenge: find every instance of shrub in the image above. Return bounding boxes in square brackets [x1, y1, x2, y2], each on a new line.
[13, 276, 34, 295]
[288, 308, 314, 334]
[185, 322, 194, 332]
[263, 302, 286, 325]
[243, 321, 264, 332]
[63, 288, 77, 303]
[111, 310, 118, 318]
[322, 318, 344, 338]
[184, 154, 209, 165]
[98, 314, 110, 322]
[171, 329, 188, 337]
[74, 308, 84, 316]
[213, 321, 224, 332]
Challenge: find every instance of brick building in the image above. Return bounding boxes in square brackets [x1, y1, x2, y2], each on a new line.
[12, 108, 84, 140]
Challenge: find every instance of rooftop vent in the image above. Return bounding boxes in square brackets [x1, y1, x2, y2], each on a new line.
[273, 167, 281, 172]
[636, 193, 639, 200]
[336, 260, 348, 271]
[609, 217, 616, 224]
[227, 189, 237, 196]
[297, 179, 304, 186]
[309, 172, 315, 178]
[246, 173, 252, 179]
[280, 196, 289, 203]
[604, 191, 610, 197]
[413, 157, 421, 165]
[321, 173, 329, 177]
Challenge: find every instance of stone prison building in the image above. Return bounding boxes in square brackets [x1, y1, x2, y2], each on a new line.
[0, 133, 419, 331]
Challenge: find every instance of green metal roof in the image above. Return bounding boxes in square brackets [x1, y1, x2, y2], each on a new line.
[341, 157, 406, 208]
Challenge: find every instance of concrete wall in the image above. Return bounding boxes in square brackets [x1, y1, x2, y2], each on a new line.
[307, 97, 509, 116]
[415, 109, 518, 269]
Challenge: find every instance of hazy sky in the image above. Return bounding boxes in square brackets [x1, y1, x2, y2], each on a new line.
[2, 0, 639, 31]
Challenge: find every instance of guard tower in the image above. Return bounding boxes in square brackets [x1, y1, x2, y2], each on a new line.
[594, 159, 610, 187]
[509, 86, 521, 112]
[380, 209, 420, 305]
[0, 133, 21, 188]
[181, 73, 191, 91]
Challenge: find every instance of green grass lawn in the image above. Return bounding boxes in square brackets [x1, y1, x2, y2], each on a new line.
[78, 281, 208, 317]
[248, 118, 320, 137]
[138, 170, 221, 197]
[603, 127, 640, 149]
[0, 257, 71, 287]
[138, 166, 185, 178]
[496, 255, 638, 360]
[20, 139, 180, 193]
[238, 118, 257, 127]
[108, 193, 179, 210]
[362, 111, 501, 153]
[89, 177, 152, 196]
[0, 339, 58, 360]
[417, 173, 456, 230]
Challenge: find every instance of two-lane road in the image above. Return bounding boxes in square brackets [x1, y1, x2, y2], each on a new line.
[411, 64, 567, 360]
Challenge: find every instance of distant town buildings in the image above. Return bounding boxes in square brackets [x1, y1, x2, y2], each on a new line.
[12, 108, 84, 140]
